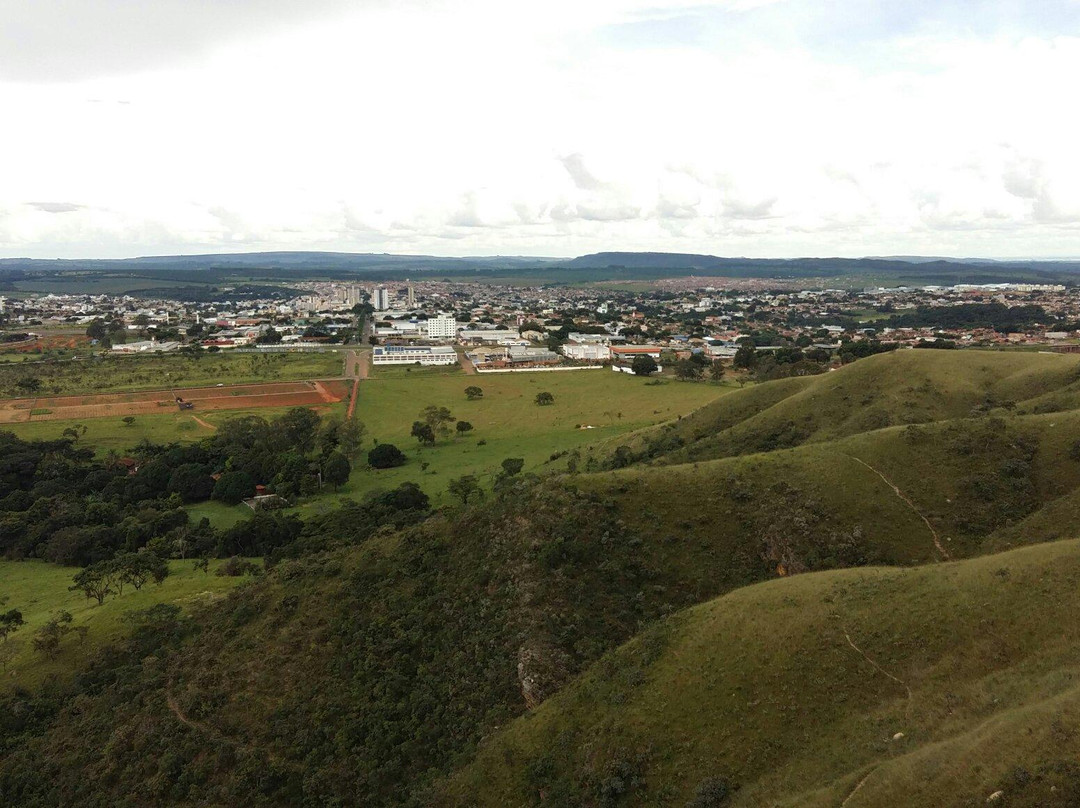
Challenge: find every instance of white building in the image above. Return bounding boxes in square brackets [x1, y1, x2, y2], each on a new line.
[562, 342, 610, 361]
[111, 340, 181, 354]
[426, 315, 457, 340]
[371, 345, 458, 365]
[373, 288, 391, 310]
[458, 329, 519, 343]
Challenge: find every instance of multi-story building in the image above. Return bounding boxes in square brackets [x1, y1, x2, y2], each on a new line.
[373, 288, 391, 310]
[426, 315, 457, 340]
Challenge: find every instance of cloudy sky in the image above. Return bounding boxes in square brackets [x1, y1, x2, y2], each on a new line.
[1, 0, 1079, 259]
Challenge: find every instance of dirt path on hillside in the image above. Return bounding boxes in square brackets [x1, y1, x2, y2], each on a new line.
[166, 682, 250, 750]
[842, 629, 913, 704]
[190, 415, 216, 431]
[840, 768, 879, 807]
[848, 456, 951, 561]
[165, 680, 295, 768]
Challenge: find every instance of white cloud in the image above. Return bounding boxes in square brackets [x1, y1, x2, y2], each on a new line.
[1, 1, 1080, 258]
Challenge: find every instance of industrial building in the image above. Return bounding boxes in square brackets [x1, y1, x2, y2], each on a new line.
[371, 345, 458, 366]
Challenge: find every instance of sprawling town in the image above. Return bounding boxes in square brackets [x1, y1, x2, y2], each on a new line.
[2, 277, 1078, 378]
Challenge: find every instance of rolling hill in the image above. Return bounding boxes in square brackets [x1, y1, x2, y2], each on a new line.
[4, 349, 1080, 806]
[437, 538, 1080, 807]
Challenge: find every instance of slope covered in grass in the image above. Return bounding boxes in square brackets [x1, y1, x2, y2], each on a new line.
[5, 350, 1080, 807]
[0, 558, 246, 691]
[594, 349, 1080, 467]
[438, 539, 1080, 807]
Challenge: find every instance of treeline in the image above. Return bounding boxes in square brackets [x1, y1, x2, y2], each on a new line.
[733, 338, 899, 381]
[0, 408, 376, 567]
[883, 302, 1054, 332]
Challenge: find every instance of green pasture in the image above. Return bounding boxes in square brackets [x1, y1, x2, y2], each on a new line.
[0, 558, 249, 691]
[322, 369, 730, 510]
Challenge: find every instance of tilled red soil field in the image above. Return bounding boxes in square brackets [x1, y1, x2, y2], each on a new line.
[0, 379, 349, 423]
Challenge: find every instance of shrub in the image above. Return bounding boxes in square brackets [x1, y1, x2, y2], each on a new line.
[368, 443, 406, 469]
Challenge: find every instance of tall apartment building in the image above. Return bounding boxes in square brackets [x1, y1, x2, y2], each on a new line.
[373, 288, 391, 310]
[346, 285, 363, 307]
[426, 314, 457, 340]
[407, 284, 416, 307]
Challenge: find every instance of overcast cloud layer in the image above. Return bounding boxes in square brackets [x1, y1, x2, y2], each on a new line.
[1, 0, 1079, 259]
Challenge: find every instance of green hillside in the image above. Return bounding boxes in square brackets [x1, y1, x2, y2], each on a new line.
[593, 349, 1080, 466]
[4, 349, 1080, 806]
[437, 539, 1080, 808]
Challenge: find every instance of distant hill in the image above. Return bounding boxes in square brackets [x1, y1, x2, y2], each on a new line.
[2, 250, 1080, 286]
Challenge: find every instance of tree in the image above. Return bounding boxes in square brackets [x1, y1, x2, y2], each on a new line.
[32, 611, 73, 658]
[709, 360, 726, 382]
[535, 391, 554, 406]
[421, 405, 455, 438]
[368, 443, 406, 469]
[86, 318, 109, 341]
[464, 386, 483, 400]
[15, 376, 42, 394]
[213, 470, 256, 505]
[455, 420, 473, 437]
[70, 564, 115, 605]
[62, 424, 88, 443]
[733, 345, 758, 369]
[674, 359, 704, 381]
[167, 463, 215, 503]
[631, 354, 658, 376]
[275, 407, 321, 454]
[337, 419, 367, 458]
[447, 474, 483, 505]
[501, 457, 525, 477]
[115, 553, 170, 591]
[256, 326, 283, 344]
[411, 421, 436, 446]
[0, 609, 24, 643]
[323, 451, 351, 490]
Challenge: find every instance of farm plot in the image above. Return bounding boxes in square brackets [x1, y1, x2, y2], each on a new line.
[0, 379, 349, 423]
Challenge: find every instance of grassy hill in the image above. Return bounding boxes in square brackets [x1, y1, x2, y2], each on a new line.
[592, 349, 1080, 466]
[4, 349, 1080, 806]
[437, 538, 1080, 807]
[0, 559, 248, 691]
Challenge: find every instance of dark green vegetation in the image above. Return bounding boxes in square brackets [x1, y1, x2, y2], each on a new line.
[4, 251, 1080, 292]
[6, 350, 1080, 806]
[0, 407, 378, 567]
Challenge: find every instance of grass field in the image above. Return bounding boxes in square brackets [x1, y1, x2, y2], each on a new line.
[309, 369, 730, 512]
[0, 351, 344, 398]
[0, 558, 249, 692]
[0, 401, 348, 456]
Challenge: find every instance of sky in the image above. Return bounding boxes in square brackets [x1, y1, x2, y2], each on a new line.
[1, 0, 1079, 260]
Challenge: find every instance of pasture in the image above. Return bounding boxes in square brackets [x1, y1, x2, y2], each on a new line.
[325, 368, 730, 508]
[0, 558, 248, 691]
